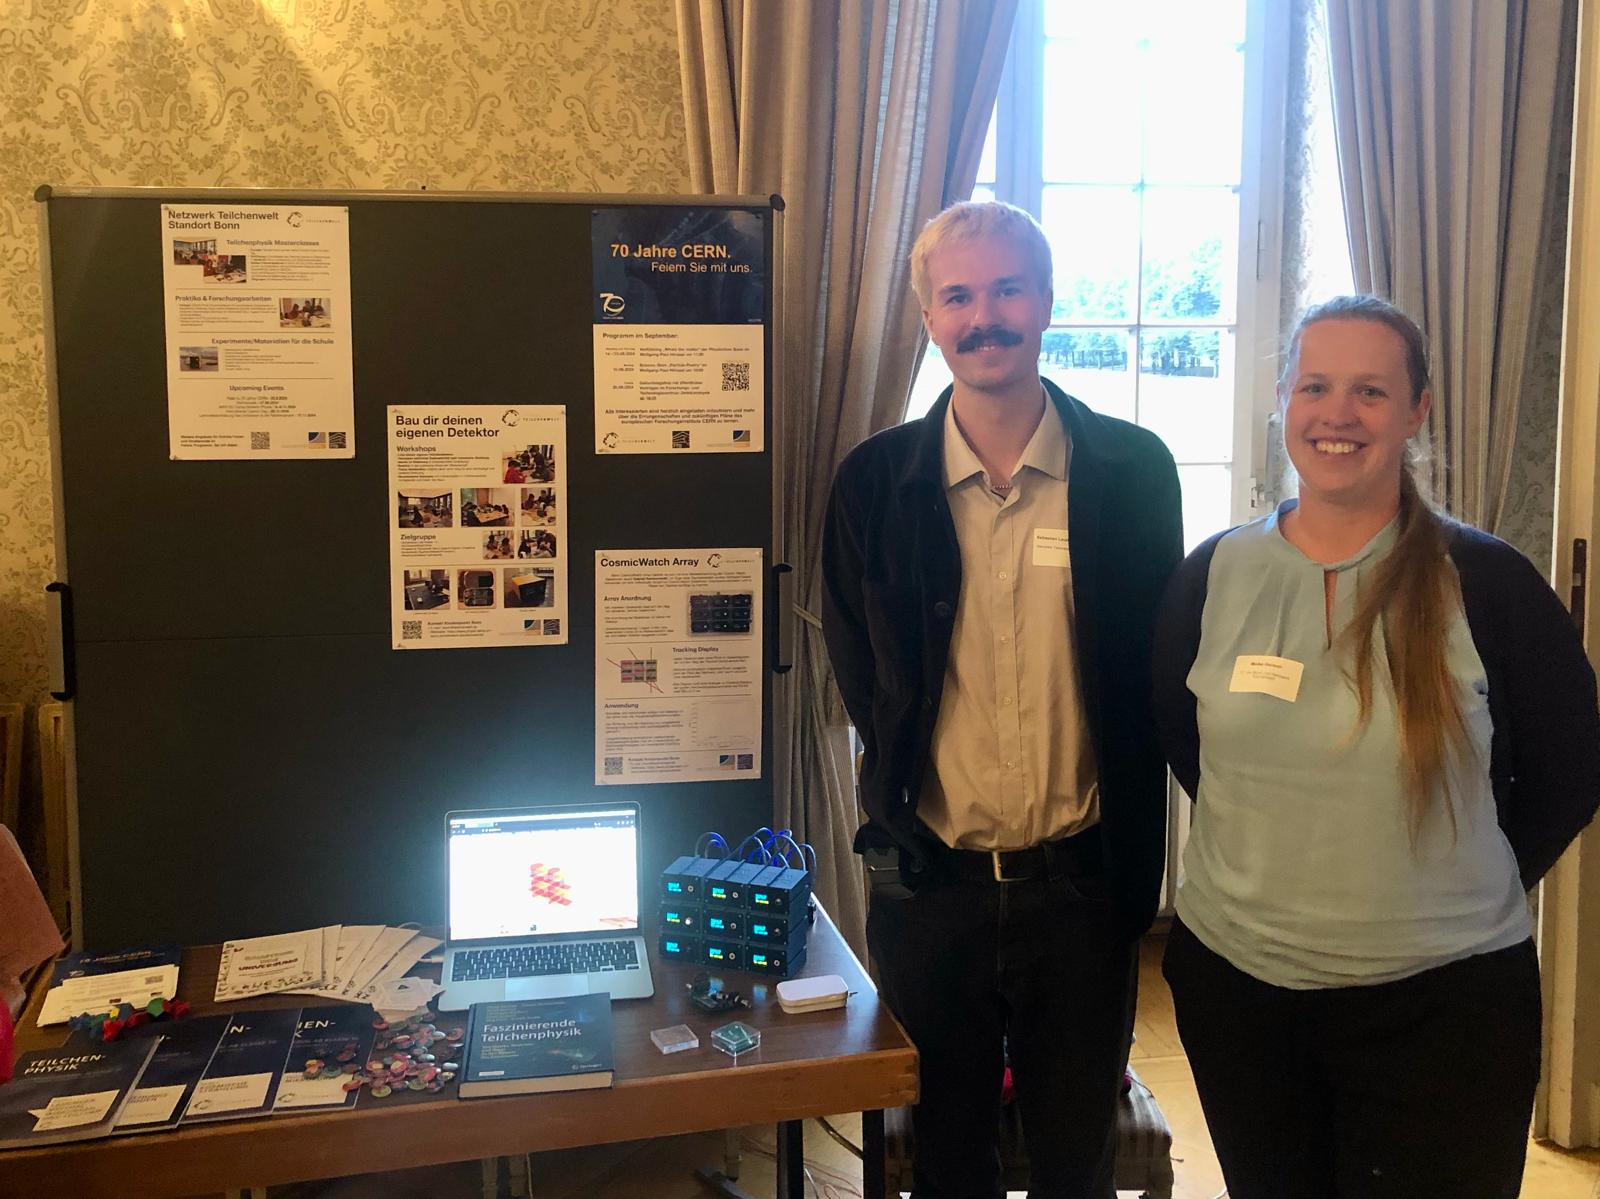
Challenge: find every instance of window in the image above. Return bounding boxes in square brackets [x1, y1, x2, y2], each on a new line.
[905, 0, 1289, 549]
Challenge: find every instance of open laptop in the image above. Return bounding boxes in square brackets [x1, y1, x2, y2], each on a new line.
[439, 802, 654, 1009]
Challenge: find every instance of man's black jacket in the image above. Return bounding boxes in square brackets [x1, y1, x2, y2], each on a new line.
[821, 381, 1184, 941]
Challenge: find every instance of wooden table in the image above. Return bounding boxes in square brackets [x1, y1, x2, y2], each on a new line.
[2, 906, 916, 1199]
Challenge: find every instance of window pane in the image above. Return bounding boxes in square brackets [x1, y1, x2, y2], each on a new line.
[1143, 45, 1244, 186]
[1046, 0, 1245, 44]
[1140, 187, 1238, 323]
[1041, 329, 1135, 423]
[1043, 0, 1139, 40]
[905, 341, 952, 421]
[971, 184, 997, 204]
[1042, 186, 1138, 321]
[1177, 464, 1234, 551]
[1042, 40, 1141, 184]
[1143, 0, 1246, 45]
[1139, 328, 1232, 463]
[977, 106, 997, 185]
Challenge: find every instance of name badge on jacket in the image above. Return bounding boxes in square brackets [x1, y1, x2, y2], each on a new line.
[1229, 655, 1304, 703]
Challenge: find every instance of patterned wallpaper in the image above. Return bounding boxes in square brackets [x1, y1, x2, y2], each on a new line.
[0, 0, 690, 702]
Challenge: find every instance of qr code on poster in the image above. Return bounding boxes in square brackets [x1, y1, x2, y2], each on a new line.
[329, 431, 347, 449]
[604, 756, 623, 777]
[250, 431, 270, 450]
[402, 620, 422, 641]
[721, 361, 750, 391]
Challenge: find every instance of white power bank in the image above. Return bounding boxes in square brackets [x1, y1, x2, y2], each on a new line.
[776, 974, 849, 1013]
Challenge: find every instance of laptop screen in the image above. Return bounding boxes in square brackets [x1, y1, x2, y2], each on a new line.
[447, 806, 640, 942]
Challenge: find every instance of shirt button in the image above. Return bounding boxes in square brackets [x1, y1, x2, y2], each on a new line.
[1005, 760, 1015, 769]
[998, 571, 1008, 581]
[1002, 696, 1014, 706]
[1000, 634, 1010, 643]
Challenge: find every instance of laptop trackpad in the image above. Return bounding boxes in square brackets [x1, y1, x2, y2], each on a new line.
[507, 974, 589, 1002]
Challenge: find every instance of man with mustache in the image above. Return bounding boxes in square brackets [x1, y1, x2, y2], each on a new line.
[822, 201, 1183, 1198]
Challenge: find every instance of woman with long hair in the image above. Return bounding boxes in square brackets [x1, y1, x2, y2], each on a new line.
[1152, 295, 1600, 1197]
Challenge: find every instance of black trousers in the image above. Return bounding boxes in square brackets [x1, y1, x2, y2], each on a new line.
[1162, 918, 1541, 1199]
[868, 846, 1138, 1199]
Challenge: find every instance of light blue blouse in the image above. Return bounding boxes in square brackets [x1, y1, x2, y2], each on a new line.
[1175, 503, 1532, 989]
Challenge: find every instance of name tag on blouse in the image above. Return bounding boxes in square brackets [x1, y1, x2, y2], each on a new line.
[1032, 529, 1070, 567]
[1229, 655, 1304, 703]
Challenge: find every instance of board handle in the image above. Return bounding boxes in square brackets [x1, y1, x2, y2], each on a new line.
[45, 582, 75, 700]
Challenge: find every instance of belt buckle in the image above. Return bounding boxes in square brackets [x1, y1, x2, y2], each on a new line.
[991, 849, 1026, 883]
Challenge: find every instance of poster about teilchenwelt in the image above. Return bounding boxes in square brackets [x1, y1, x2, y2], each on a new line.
[160, 204, 354, 460]
[591, 207, 766, 454]
[387, 405, 569, 651]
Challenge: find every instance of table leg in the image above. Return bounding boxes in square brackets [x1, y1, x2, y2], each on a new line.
[775, 1119, 804, 1199]
[861, 1109, 886, 1199]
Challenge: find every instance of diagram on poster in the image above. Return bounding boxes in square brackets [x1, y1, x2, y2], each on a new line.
[161, 204, 354, 460]
[388, 405, 568, 650]
[595, 548, 763, 784]
[591, 207, 766, 455]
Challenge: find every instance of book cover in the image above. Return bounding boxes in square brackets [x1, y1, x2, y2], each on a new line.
[0, 1039, 158, 1150]
[100, 1015, 229, 1133]
[460, 992, 614, 1099]
[272, 1004, 376, 1111]
[182, 1007, 301, 1122]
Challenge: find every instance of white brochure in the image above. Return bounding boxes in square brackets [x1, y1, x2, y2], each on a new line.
[388, 404, 569, 650]
[212, 928, 325, 1002]
[160, 203, 354, 459]
[594, 548, 763, 784]
[37, 965, 179, 1026]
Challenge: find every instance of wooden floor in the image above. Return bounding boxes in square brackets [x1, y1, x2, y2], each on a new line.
[269, 934, 1600, 1199]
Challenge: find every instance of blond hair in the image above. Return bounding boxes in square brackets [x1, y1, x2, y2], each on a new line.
[909, 201, 1052, 308]
[1282, 296, 1470, 839]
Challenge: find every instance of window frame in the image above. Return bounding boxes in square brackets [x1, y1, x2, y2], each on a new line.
[941, 0, 1291, 531]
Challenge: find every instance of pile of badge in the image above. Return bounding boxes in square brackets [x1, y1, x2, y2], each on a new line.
[308, 1012, 465, 1099]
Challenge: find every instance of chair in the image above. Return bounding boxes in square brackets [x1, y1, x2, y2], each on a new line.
[882, 1063, 1175, 1198]
[0, 704, 22, 832]
[37, 703, 69, 934]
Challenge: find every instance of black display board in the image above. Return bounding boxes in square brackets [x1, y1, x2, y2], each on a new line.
[40, 190, 781, 949]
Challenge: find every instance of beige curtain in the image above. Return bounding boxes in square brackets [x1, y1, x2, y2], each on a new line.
[1325, 0, 1577, 531]
[676, 0, 1017, 953]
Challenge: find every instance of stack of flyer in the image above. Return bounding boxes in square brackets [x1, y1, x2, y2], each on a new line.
[36, 946, 182, 1027]
[212, 925, 440, 1004]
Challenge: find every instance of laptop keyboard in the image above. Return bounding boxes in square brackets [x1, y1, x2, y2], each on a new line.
[451, 940, 640, 982]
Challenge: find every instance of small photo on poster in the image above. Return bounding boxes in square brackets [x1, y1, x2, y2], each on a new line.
[457, 568, 499, 609]
[277, 298, 332, 329]
[397, 490, 454, 529]
[515, 529, 558, 559]
[171, 239, 248, 283]
[480, 531, 515, 560]
[504, 567, 556, 609]
[461, 488, 515, 527]
[502, 443, 557, 484]
[519, 487, 558, 525]
[178, 346, 218, 372]
[400, 569, 450, 612]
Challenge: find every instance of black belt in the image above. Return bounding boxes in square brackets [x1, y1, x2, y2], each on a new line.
[942, 823, 1103, 884]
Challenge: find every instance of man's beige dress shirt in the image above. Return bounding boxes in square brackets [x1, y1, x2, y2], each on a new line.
[917, 396, 1100, 851]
